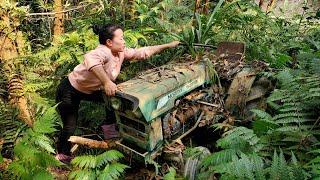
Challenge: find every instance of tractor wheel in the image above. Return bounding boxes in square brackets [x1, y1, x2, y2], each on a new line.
[183, 146, 211, 180]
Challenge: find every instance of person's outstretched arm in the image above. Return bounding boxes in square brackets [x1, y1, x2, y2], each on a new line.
[124, 41, 180, 61]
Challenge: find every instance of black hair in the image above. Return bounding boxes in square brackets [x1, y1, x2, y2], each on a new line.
[92, 24, 123, 44]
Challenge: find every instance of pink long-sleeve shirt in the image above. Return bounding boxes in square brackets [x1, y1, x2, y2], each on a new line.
[68, 44, 153, 94]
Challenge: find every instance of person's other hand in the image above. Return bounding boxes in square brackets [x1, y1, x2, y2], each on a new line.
[168, 41, 180, 48]
[104, 81, 117, 96]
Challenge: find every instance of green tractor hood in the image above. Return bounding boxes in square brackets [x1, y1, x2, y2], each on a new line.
[113, 62, 210, 122]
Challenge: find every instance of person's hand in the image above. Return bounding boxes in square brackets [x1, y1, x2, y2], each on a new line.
[104, 81, 117, 96]
[168, 41, 180, 48]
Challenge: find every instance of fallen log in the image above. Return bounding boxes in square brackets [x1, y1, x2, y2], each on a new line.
[68, 136, 112, 149]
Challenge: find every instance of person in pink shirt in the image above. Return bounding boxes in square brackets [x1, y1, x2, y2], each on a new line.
[55, 23, 179, 163]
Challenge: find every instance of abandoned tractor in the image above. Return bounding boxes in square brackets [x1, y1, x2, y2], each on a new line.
[69, 42, 273, 179]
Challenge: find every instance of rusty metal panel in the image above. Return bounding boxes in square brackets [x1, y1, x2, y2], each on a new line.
[225, 68, 256, 115]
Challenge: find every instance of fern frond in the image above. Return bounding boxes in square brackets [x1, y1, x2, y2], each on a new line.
[278, 106, 304, 113]
[251, 153, 266, 180]
[71, 155, 97, 169]
[200, 149, 239, 169]
[7, 104, 62, 179]
[13, 142, 38, 161]
[275, 70, 294, 87]
[207, 153, 265, 180]
[96, 150, 124, 168]
[32, 133, 55, 153]
[267, 150, 289, 180]
[32, 169, 54, 180]
[253, 119, 278, 136]
[98, 162, 128, 180]
[69, 169, 97, 180]
[124, 29, 148, 47]
[7, 161, 28, 178]
[275, 117, 315, 124]
[275, 126, 300, 132]
[307, 156, 320, 178]
[33, 105, 61, 134]
[281, 136, 304, 143]
[251, 109, 272, 121]
[267, 89, 288, 102]
[70, 150, 127, 179]
[36, 151, 62, 167]
[273, 112, 313, 120]
[297, 52, 320, 74]
[217, 127, 263, 152]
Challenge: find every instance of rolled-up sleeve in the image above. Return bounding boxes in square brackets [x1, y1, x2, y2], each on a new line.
[83, 51, 104, 71]
[124, 47, 153, 61]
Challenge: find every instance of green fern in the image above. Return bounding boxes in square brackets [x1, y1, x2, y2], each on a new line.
[96, 150, 124, 168]
[217, 127, 263, 153]
[199, 127, 265, 178]
[33, 105, 61, 134]
[201, 149, 308, 180]
[69, 150, 128, 180]
[200, 149, 239, 168]
[72, 155, 97, 169]
[251, 54, 320, 159]
[7, 105, 62, 179]
[215, 153, 265, 180]
[266, 150, 309, 180]
[124, 29, 149, 47]
[98, 162, 128, 180]
[69, 169, 96, 180]
[307, 155, 320, 179]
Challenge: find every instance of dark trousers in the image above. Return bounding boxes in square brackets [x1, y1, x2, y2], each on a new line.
[55, 78, 115, 155]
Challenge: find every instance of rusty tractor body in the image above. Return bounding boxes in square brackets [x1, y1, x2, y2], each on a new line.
[106, 42, 271, 178]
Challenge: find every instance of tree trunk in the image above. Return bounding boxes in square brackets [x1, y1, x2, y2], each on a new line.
[126, 0, 135, 20]
[266, 0, 277, 13]
[259, 0, 264, 8]
[53, 0, 64, 42]
[0, 14, 33, 127]
[194, 0, 202, 14]
[203, 0, 209, 14]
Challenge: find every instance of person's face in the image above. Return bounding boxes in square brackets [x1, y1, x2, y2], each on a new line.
[106, 29, 125, 53]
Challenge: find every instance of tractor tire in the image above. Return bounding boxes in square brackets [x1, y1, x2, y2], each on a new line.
[183, 146, 211, 180]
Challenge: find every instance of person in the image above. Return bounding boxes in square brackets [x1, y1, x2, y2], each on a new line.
[55, 23, 180, 163]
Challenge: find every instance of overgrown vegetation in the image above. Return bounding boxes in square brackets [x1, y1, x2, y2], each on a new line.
[0, 0, 319, 179]
[196, 8, 320, 178]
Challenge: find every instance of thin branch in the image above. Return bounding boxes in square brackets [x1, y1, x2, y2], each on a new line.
[26, 3, 95, 16]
